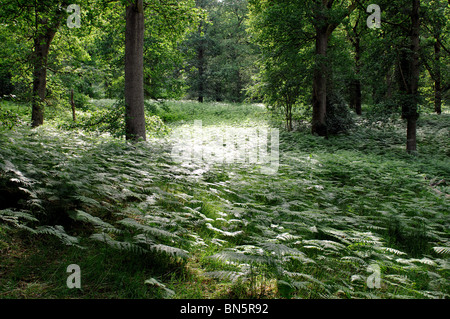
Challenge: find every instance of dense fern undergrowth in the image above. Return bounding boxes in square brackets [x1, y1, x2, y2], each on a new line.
[0, 100, 449, 299]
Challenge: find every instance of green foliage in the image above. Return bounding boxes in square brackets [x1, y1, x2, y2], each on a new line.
[144, 277, 176, 298]
[151, 100, 267, 126]
[0, 209, 38, 228]
[0, 124, 189, 262]
[0, 0, 449, 299]
[59, 100, 170, 139]
[0, 105, 21, 130]
[247, 0, 362, 133]
[36, 225, 81, 247]
[184, 0, 258, 102]
[0, 101, 449, 298]
[326, 92, 355, 134]
[0, 66, 14, 97]
[167, 103, 449, 299]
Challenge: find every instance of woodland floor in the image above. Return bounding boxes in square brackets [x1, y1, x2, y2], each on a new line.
[0, 101, 449, 299]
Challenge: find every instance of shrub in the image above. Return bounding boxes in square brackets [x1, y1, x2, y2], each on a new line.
[60, 100, 170, 139]
[326, 92, 355, 134]
[0, 103, 21, 130]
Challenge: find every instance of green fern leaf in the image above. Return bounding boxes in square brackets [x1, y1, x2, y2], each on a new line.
[90, 233, 147, 254]
[150, 244, 189, 259]
[144, 278, 175, 298]
[69, 210, 114, 229]
[433, 246, 450, 255]
[118, 218, 179, 240]
[36, 225, 79, 246]
[0, 209, 38, 223]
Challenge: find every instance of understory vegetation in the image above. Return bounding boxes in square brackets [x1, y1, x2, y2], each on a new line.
[1, 100, 449, 299]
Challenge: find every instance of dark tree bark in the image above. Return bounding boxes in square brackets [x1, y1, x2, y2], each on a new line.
[70, 89, 76, 122]
[125, 0, 146, 141]
[70, 89, 77, 122]
[395, 0, 420, 152]
[406, 115, 418, 152]
[352, 80, 362, 115]
[351, 36, 362, 115]
[311, 0, 358, 137]
[311, 27, 329, 137]
[31, 22, 58, 127]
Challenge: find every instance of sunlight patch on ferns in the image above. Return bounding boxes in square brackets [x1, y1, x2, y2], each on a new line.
[1, 113, 449, 299]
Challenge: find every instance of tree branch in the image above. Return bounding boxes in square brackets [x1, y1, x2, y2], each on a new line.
[423, 23, 450, 55]
[326, 0, 359, 37]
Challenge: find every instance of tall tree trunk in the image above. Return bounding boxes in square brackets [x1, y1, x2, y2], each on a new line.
[31, 24, 57, 128]
[311, 0, 357, 136]
[351, 36, 362, 115]
[406, 0, 420, 153]
[406, 115, 417, 152]
[311, 28, 328, 137]
[434, 38, 442, 115]
[353, 80, 362, 115]
[125, 0, 146, 141]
